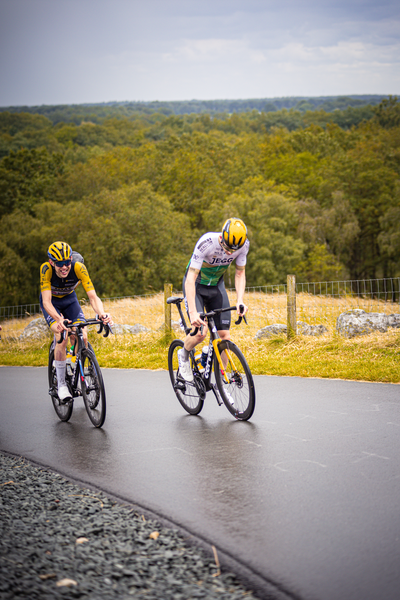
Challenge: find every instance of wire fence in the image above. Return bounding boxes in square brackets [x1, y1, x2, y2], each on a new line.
[1, 278, 400, 341]
[241, 278, 400, 337]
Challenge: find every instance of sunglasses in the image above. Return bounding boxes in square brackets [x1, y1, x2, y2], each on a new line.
[54, 259, 72, 268]
[220, 239, 234, 253]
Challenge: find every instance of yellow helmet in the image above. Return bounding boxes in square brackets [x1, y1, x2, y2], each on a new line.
[47, 241, 72, 263]
[221, 218, 247, 250]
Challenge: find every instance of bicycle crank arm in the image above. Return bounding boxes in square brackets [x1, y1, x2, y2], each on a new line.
[174, 380, 187, 392]
[84, 385, 97, 394]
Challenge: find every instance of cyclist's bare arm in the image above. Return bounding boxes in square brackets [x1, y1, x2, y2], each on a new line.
[185, 268, 205, 328]
[86, 289, 112, 324]
[235, 266, 247, 316]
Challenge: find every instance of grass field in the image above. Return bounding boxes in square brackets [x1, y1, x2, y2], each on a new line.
[1, 291, 399, 383]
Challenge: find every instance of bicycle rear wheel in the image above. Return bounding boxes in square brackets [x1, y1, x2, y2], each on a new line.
[81, 347, 106, 428]
[168, 339, 204, 415]
[214, 340, 255, 421]
[48, 342, 73, 422]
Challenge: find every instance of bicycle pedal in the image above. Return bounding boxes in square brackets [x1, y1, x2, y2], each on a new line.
[175, 381, 186, 391]
[59, 397, 73, 405]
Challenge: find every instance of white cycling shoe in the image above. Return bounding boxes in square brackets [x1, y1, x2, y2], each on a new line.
[214, 386, 235, 406]
[58, 385, 72, 402]
[224, 390, 235, 406]
[177, 349, 193, 382]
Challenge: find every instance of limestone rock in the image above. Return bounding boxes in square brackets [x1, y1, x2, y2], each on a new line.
[388, 313, 400, 328]
[296, 321, 328, 336]
[19, 317, 50, 340]
[255, 324, 287, 339]
[336, 309, 389, 338]
[112, 323, 150, 335]
[255, 321, 328, 339]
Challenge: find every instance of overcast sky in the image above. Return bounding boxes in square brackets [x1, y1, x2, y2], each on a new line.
[0, 0, 399, 107]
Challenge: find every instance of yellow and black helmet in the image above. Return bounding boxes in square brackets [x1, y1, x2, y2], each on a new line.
[47, 241, 72, 263]
[221, 218, 247, 251]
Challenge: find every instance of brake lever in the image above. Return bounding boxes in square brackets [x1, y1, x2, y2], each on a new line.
[56, 332, 65, 344]
[235, 305, 248, 326]
[189, 324, 204, 337]
[96, 314, 113, 337]
[56, 320, 72, 343]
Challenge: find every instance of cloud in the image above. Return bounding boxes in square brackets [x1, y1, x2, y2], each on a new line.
[162, 38, 266, 65]
[0, 0, 399, 105]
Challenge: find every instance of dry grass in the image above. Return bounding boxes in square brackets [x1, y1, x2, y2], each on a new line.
[1, 291, 399, 383]
[241, 329, 400, 383]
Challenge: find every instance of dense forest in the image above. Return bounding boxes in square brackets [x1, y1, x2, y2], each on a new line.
[0, 96, 399, 306]
[0, 95, 387, 123]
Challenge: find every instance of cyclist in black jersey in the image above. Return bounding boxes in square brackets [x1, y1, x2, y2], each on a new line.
[40, 241, 112, 402]
[178, 218, 249, 382]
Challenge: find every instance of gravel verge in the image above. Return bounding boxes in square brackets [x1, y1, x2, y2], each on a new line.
[0, 452, 260, 599]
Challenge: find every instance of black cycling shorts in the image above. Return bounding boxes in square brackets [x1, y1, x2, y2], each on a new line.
[182, 274, 231, 331]
[40, 292, 86, 328]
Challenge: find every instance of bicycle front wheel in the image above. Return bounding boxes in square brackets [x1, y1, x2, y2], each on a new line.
[214, 340, 255, 421]
[48, 343, 73, 422]
[81, 348, 106, 428]
[168, 339, 204, 415]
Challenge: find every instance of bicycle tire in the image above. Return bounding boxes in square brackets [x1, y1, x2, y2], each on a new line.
[214, 340, 255, 421]
[168, 339, 204, 415]
[81, 347, 106, 428]
[48, 342, 73, 422]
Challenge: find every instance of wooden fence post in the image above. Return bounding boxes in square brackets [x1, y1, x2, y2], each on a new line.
[287, 274, 296, 339]
[164, 282, 173, 334]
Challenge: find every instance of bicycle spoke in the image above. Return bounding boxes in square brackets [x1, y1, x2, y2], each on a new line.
[81, 349, 106, 428]
[168, 340, 204, 415]
[48, 343, 73, 422]
[215, 340, 255, 421]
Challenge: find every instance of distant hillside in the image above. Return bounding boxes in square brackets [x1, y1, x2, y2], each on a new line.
[0, 95, 390, 125]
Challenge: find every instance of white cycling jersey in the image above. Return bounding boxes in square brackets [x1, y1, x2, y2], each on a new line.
[188, 232, 249, 286]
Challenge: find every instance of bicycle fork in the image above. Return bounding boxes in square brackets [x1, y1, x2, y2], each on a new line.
[208, 339, 240, 407]
[213, 339, 239, 383]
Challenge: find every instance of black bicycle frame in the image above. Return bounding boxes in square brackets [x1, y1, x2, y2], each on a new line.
[192, 316, 219, 391]
[56, 318, 111, 394]
[168, 297, 238, 394]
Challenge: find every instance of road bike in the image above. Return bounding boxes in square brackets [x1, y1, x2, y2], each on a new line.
[167, 297, 256, 421]
[48, 318, 112, 428]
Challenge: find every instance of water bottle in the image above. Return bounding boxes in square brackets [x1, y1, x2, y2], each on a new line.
[193, 349, 204, 373]
[201, 346, 209, 368]
[66, 349, 76, 377]
[66, 355, 73, 377]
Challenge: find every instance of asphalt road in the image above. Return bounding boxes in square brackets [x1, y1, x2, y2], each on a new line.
[1, 366, 400, 600]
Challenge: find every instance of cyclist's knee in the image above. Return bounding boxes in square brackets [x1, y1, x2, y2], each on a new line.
[218, 329, 230, 341]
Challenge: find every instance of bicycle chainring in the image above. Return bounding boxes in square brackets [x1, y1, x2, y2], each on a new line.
[193, 372, 207, 399]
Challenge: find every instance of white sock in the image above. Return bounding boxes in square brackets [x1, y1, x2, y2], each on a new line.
[54, 360, 66, 387]
[180, 347, 189, 360]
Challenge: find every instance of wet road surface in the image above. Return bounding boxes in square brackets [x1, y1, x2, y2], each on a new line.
[1, 366, 400, 600]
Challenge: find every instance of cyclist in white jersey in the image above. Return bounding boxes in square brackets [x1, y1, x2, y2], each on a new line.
[178, 218, 249, 382]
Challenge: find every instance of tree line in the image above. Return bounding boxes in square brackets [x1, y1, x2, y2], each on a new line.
[0, 94, 387, 123]
[0, 97, 399, 306]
